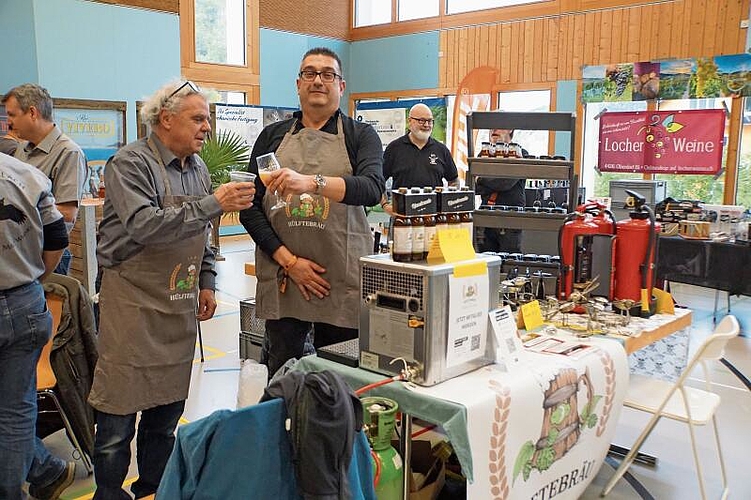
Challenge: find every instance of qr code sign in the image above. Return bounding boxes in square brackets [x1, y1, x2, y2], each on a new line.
[471, 335, 480, 350]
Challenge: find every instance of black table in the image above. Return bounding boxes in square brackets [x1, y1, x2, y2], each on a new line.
[656, 236, 751, 296]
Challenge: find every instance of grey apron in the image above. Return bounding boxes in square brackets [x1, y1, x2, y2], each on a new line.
[88, 140, 209, 415]
[255, 116, 372, 328]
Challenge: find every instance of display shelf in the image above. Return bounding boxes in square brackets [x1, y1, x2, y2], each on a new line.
[465, 111, 578, 239]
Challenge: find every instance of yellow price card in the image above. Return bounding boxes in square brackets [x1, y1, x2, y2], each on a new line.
[427, 227, 475, 263]
[520, 300, 544, 330]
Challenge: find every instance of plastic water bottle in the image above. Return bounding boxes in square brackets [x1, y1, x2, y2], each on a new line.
[237, 359, 268, 408]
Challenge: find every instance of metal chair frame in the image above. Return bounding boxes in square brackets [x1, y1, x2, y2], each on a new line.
[602, 314, 739, 499]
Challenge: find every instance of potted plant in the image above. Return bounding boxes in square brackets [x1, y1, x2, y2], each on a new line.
[199, 130, 251, 258]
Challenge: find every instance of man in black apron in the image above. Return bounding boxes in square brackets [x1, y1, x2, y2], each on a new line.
[240, 47, 384, 377]
[88, 82, 255, 499]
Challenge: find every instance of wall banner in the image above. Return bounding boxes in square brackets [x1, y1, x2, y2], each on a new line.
[356, 97, 448, 150]
[598, 109, 725, 174]
[582, 53, 751, 103]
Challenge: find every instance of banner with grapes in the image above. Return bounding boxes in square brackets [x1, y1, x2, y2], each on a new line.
[582, 53, 751, 103]
[598, 110, 725, 174]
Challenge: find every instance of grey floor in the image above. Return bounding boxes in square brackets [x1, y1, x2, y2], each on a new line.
[43, 234, 751, 499]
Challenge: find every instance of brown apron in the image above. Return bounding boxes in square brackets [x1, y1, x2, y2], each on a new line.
[88, 140, 209, 415]
[255, 116, 372, 328]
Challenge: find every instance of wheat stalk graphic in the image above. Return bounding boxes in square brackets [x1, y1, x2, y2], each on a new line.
[488, 380, 511, 499]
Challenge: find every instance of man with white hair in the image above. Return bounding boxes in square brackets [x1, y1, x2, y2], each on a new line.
[381, 103, 458, 212]
[88, 81, 255, 499]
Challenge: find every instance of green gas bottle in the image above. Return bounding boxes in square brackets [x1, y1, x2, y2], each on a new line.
[362, 397, 404, 500]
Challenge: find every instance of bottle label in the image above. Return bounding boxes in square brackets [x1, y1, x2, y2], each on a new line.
[412, 226, 425, 253]
[393, 226, 412, 253]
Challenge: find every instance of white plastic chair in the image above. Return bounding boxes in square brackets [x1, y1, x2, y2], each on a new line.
[602, 314, 740, 499]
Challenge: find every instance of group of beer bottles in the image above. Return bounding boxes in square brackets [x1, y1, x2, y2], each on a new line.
[390, 186, 474, 262]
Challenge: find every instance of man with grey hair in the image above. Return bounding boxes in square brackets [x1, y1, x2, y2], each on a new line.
[2, 83, 87, 275]
[88, 81, 255, 499]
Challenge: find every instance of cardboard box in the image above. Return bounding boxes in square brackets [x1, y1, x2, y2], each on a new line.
[392, 189, 438, 216]
[437, 189, 475, 213]
[391, 440, 446, 500]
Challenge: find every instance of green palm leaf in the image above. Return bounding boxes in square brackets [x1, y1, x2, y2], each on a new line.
[199, 130, 251, 188]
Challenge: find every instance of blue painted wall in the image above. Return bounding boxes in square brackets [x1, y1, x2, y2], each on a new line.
[0, 0, 39, 87]
[3, 0, 179, 142]
[259, 29, 350, 111]
[350, 32, 439, 93]
[555, 80, 578, 158]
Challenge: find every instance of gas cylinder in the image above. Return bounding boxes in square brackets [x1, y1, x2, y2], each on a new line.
[614, 190, 660, 317]
[362, 397, 403, 500]
[558, 202, 616, 300]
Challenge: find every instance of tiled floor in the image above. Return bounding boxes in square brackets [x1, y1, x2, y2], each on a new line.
[43, 234, 751, 499]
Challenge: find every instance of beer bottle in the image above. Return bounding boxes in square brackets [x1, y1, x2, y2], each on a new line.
[460, 211, 473, 239]
[479, 142, 491, 157]
[423, 213, 436, 259]
[411, 215, 425, 261]
[391, 215, 412, 262]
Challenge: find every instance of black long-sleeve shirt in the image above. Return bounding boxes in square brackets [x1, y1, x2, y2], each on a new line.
[239, 110, 384, 258]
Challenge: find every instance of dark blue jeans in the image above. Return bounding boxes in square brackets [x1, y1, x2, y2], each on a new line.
[53, 248, 71, 276]
[262, 318, 357, 377]
[0, 281, 52, 500]
[92, 400, 185, 499]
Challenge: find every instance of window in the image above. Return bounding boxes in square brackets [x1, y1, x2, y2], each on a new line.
[399, 0, 439, 21]
[211, 90, 246, 105]
[497, 89, 551, 158]
[736, 98, 751, 207]
[446, 0, 545, 15]
[581, 101, 649, 199]
[194, 0, 246, 65]
[654, 98, 729, 205]
[355, 0, 391, 27]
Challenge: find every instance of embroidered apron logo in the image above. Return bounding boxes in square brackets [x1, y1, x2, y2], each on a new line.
[285, 193, 330, 230]
[168, 263, 198, 300]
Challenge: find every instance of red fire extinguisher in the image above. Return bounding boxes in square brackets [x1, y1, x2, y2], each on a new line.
[558, 201, 616, 300]
[614, 190, 661, 317]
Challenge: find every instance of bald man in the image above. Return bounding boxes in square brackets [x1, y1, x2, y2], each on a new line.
[381, 103, 458, 212]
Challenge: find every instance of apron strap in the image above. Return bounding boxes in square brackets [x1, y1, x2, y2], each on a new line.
[147, 137, 174, 197]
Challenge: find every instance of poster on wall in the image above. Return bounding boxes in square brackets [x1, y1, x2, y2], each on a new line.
[54, 106, 125, 196]
[215, 104, 296, 152]
[598, 109, 725, 174]
[582, 53, 751, 103]
[355, 98, 448, 150]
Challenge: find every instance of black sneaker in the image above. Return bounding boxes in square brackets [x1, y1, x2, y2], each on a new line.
[29, 462, 76, 500]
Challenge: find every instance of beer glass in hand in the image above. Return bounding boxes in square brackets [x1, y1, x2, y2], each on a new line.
[256, 152, 287, 210]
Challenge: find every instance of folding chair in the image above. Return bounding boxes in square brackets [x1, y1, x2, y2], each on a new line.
[602, 314, 739, 499]
[37, 293, 93, 474]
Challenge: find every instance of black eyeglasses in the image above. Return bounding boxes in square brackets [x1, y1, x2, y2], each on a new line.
[167, 81, 200, 100]
[409, 116, 434, 126]
[298, 70, 342, 83]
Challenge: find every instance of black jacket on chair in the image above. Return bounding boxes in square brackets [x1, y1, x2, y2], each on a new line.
[42, 274, 98, 457]
[262, 370, 364, 500]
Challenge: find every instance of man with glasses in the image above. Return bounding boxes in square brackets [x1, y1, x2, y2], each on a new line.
[2, 83, 86, 500]
[88, 81, 255, 499]
[240, 47, 384, 377]
[2, 84, 87, 276]
[381, 103, 458, 213]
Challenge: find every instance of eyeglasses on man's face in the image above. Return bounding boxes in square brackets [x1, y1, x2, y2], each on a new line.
[409, 116, 434, 126]
[298, 70, 342, 83]
[167, 81, 200, 100]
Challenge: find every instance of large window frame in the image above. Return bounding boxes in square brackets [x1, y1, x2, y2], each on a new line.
[179, 0, 260, 104]
[349, 0, 664, 41]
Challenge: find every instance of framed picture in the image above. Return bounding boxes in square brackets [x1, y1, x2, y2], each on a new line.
[53, 98, 127, 196]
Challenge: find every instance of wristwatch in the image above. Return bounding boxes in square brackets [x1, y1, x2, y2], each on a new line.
[313, 174, 326, 194]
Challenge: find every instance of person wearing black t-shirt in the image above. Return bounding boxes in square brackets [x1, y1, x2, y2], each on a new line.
[381, 103, 458, 214]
